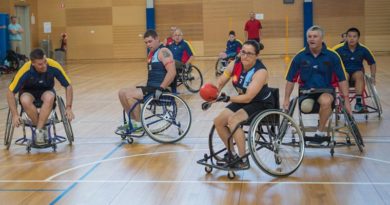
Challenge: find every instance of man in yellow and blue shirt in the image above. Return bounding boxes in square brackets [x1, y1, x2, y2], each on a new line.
[7, 48, 74, 145]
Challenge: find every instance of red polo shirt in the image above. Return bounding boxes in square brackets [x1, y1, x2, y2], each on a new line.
[244, 19, 262, 39]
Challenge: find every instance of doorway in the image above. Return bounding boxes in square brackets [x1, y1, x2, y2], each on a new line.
[15, 5, 31, 55]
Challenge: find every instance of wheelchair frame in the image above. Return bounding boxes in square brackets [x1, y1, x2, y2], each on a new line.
[288, 89, 364, 156]
[4, 96, 74, 152]
[115, 92, 192, 144]
[215, 56, 235, 76]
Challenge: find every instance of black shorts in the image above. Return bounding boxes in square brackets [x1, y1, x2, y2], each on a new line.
[299, 92, 335, 114]
[137, 86, 170, 100]
[226, 100, 274, 120]
[19, 89, 56, 108]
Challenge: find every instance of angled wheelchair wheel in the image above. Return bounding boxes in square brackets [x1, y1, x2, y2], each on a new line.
[4, 108, 15, 150]
[365, 75, 382, 117]
[215, 59, 225, 76]
[183, 65, 203, 93]
[57, 96, 74, 145]
[248, 109, 305, 177]
[342, 109, 364, 152]
[208, 125, 228, 162]
[141, 93, 191, 143]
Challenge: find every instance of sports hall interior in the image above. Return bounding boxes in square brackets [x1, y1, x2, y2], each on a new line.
[0, 0, 390, 204]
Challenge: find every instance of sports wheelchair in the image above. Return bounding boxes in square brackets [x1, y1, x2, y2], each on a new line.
[4, 96, 74, 152]
[175, 61, 203, 93]
[287, 88, 364, 156]
[343, 74, 382, 119]
[115, 88, 192, 144]
[197, 88, 305, 179]
[215, 56, 236, 76]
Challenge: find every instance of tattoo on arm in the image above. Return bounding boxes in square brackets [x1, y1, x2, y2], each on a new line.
[162, 50, 171, 58]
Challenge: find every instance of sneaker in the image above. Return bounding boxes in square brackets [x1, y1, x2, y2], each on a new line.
[306, 134, 330, 146]
[216, 152, 239, 165]
[232, 157, 250, 169]
[132, 121, 144, 134]
[116, 123, 130, 134]
[35, 129, 46, 145]
[116, 121, 143, 134]
[354, 103, 364, 113]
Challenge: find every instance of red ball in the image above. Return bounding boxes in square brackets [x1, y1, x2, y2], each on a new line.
[200, 83, 218, 102]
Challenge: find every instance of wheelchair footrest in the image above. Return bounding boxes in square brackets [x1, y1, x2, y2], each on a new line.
[304, 136, 331, 143]
[197, 153, 250, 171]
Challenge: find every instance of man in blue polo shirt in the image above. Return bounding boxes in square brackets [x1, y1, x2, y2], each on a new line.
[8, 16, 24, 53]
[333, 27, 376, 112]
[283, 25, 351, 140]
[168, 28, 195, 69]
[219, 30, 242, 59]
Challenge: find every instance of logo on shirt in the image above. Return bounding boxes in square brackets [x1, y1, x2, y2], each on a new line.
[313, 65, 318, 69]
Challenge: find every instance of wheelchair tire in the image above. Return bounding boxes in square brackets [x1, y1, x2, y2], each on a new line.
[208, 125, 228, 162]
[4, 108, 15, 150]
[342, 109, 364, 152]
[215, 59, 225, 76]
[183, 65, 203, 93]
[58, 96, 74, 144]
[141, 93, 191, 143]
[365, 75, 382, 117]
[248, 109, 305, 177]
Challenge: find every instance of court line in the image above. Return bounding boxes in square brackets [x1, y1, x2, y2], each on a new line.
[0, 179, 390, 186]
[0, 189, 65, 192]
[49, 142, 124, 205]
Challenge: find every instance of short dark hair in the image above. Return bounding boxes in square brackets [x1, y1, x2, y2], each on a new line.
[143, 29, 158, 39]
[229, 30, 236, 36]
[29, 48, 45, 60]
[346, 27, 360, 37]
[10, 16, 17, 19]
[243, 40, 264, 55]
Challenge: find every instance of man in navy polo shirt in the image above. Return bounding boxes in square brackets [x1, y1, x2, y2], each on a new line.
[333, 27, 376, 112]
[168, 28, 195, 69]
[283, 25, 351, 140]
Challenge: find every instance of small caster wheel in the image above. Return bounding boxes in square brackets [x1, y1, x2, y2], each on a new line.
[227, 171, 236, 179]
[26, 146, 31, 153]
[203, 153, 208, 160]
[365, 114, 368, 120]
[127, 138, 134, 144]
[52, 144, 57, 152]
[205, 166, 212, 173]
[330, 148, 334, 157]
[346, 137, 351, 145]
[121, 135, 126, 140]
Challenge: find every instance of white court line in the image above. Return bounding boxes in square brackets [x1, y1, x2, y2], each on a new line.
[44, 148, 390, 181]
[0, 179, 390, 186]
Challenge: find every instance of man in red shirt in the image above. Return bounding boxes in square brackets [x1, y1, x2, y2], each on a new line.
[244, 12, 262, 43]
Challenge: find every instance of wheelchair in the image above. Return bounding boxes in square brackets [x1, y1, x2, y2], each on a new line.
[175, 61, 203, 93]
[215, 56, 235, 76]
[115, 88, 192, 144]
[197, 88, 305, 179]
[4, 96, 74, 152]
[343, 74, 382, 119]
[288, 88, 364, 156]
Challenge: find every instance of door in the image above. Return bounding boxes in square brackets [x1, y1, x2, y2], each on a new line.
[15, 5, 31, 55]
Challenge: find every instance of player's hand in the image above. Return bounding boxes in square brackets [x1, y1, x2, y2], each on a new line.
[283, 99, 290, 111]
[154, 87, 164, 100]
[217, 92, 230, 102]
[12, 115, 22, 127]
[65, 107, 75, 121]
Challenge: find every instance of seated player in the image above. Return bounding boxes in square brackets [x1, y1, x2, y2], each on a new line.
[218, 30, 242, 60]
[168, 28, 195, 70]
[6, 48, 74, 145]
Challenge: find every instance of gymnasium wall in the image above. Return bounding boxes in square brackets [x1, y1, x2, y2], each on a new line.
[2, 0, 389, 60]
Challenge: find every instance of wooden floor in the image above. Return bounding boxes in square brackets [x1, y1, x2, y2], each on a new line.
[1, 55, 390, 205]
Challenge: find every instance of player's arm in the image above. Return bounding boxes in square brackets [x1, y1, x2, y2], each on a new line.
[216, 60, 234, 92]
[159, 48, 176, 89]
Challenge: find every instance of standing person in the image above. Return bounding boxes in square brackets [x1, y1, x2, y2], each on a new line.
[164, 26, 176, 46]
[333, 27, 377, 112]
[117, 30, 176, 133]
[8, 16, 24, 53]
[244, 12, 262, 43]
[214, 40, 273, 168]
[283, 25, 351, 141]
[168, 28, 195, 68]
[7, 48, 74, 145]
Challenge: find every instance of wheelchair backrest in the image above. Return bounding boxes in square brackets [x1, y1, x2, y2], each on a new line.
[269, 87, 280, 109]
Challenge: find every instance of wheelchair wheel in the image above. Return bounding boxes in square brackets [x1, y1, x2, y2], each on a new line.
[215, 59, 225, 76]
[248, 109, 305, 177]
[342, 109, 364, 152]
[365, 75, 382, 117]
[4, 108, 15, 150]
[183, 65, 203, 93]
[208, 125, 228, 162]
[58, 96, 74, 144]
[141, 93, 191, 143]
